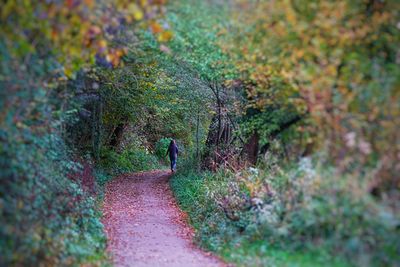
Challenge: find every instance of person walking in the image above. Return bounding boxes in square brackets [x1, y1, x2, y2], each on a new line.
[166, 139, 179, 172]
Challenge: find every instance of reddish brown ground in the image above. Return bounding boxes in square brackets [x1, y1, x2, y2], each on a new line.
[103, 170, 225, 267]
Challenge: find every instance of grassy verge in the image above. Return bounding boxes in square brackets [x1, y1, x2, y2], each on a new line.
[170, 170, 349, 266]
[170, 158, 399, 267]
[219, 240, 350, 267]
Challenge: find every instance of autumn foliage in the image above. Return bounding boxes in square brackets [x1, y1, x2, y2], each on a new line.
[225, 0, 400, 191]
[0, 0, 399, 266]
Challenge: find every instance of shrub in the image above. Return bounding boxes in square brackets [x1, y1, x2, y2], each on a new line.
[155, 138, 172, 159]
[170, 156, 400, 267]
[0, 128, 108, 266]
[99, 146, 160, 176]
[93, 167, 113, 188]
[0, 44, 109, 266]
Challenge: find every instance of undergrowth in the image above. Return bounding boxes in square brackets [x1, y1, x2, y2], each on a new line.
[0, 45, 111, 265]
[98, 146, 161, 177]
[0, 129, 110, 266]
[170, 156, 399, 267]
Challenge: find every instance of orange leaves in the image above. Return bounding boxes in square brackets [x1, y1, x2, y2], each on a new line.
[106, 48, 127, 66]
[284, 4, 297, 25]
[66, 0, 75, 9]
[51, 29, 59, 42]
[83, 0, 95, 8]
[151, 22, 164, 33]
[158, 30, 173, 42]
[150, 21, 173, 42]
[1, 0, 169, 76]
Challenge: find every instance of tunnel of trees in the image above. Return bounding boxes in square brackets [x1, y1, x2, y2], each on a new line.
[1, 0, 399, 266]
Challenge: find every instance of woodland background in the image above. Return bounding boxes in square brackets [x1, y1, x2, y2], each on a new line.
[0, 0, 399, 266]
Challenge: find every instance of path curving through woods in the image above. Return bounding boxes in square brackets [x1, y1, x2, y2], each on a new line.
[103, 170, 225, 267]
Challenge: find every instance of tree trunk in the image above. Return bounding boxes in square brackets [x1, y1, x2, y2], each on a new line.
[196, 110, 200, 168]
[109, 123, 125, 148]
[243, 132, 259, 165]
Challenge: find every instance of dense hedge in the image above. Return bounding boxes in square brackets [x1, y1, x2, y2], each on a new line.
[0, 48, 108, 265]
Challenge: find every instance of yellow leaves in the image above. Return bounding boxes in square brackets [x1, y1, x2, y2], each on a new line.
[64, 67, 74, 78]
[128, 3, 144, 20]
[150, 21, 173, 42]
[325, 64, 338, 77]
[158, 30, 173, 42]
[227, 0, 399, 170]
[98, 39, 107, 50]
[134, 10, 144, 20]
[2, 0, 168, 77]
[109, 49, 125, 66]
[104, 48, 127, 67]
[284, 3, 297, 25]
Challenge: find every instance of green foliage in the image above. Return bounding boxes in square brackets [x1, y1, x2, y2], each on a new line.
[0, 0, 167, 75]
[99, 147, 160, 176]
[155, 138, 172, 159]
[171, 156, 400, 266]
[1, 0, 215, 265]
[0, 101, 108, 266]
[227, 0, 400, 184]
[218, 239, 351, 267]
[0, 35, 110, 265]
[166, 0, 236, 82]
[94, 167, 114, 188]
[2, 0, 399, 266]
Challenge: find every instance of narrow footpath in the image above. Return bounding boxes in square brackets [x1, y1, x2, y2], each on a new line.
[103, 170, 225, 267]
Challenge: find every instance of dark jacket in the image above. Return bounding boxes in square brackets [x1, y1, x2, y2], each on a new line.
[166, 143, 178, 160]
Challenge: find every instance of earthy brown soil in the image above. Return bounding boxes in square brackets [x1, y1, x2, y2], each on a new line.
[103, 170, 225, 267]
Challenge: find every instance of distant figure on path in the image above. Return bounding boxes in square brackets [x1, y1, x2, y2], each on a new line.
[166, 139, 179, 172]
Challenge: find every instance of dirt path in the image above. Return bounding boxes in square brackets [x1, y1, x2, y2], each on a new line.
[103, 170, 225, 267]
